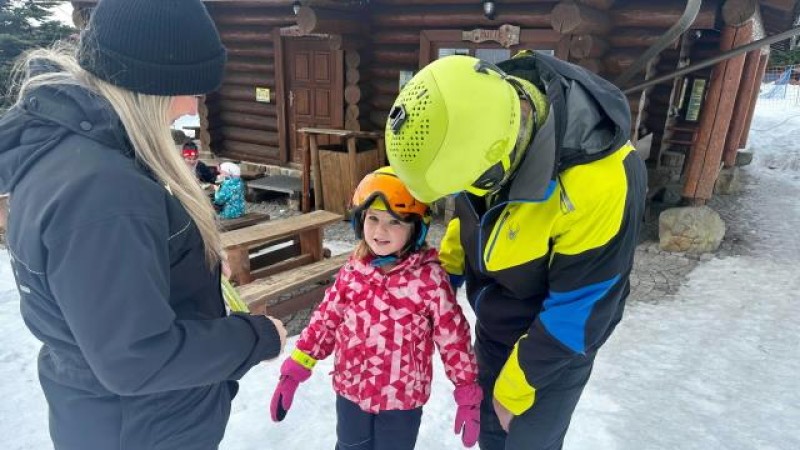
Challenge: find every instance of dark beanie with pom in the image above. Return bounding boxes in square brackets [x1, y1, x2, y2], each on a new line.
[77, 0, 226, 96]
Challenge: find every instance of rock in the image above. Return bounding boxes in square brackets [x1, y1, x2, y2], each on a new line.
[735, 150, 753, 167]
[659, 206, 726, 254]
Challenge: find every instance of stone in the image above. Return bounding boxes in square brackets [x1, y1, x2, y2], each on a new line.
[714, 167, 743, 195]
[659, 206, 726, 254]
[735, 150, 753, 167]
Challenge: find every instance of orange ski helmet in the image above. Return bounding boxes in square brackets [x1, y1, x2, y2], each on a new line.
[351, 166, 431, 249]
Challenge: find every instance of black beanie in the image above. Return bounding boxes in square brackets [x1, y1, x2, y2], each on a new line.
[77, 0, 226, 96]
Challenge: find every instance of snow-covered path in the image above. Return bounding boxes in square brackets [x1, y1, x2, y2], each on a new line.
[1, 101, 799, 449]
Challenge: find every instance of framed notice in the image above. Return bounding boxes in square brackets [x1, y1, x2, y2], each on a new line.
[255, 87, 271, 103]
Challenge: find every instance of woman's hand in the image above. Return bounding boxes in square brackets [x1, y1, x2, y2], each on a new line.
[266, 316, 287, 358]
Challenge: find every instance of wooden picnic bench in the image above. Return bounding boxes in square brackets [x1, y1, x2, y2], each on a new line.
[222, 210, 342, 285]
[237, 253, 349, 316]
[218, 212, 270, 232]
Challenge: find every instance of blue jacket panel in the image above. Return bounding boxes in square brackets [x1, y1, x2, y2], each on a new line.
[214, 177, 246, 220]
[0, 83, 281, 449]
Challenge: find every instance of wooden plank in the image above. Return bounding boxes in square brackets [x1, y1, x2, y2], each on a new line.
[298, 127, 383, 139]
[218, 212, 270, 232]
[299, 227, 324, 261]
[222, 210, 342, 249]
[262, 284, 329, 319]
[239, 253, 349, 310]
[250, 253, 315, 281]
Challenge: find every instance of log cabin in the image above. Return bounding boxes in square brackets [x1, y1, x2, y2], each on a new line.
[70, 0, 800, 207]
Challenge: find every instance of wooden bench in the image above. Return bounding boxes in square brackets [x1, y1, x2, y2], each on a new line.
[238, 253, 349, 316]
[218, 212, 270, 232]
[222, 210, 342, 285]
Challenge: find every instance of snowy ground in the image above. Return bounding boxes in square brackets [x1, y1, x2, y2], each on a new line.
[2, 99, 799, 449]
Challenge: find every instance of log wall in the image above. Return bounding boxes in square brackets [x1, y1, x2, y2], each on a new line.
[205, 2, 295, 164]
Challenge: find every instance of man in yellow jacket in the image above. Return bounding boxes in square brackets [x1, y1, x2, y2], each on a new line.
[384, 52, 647, 449]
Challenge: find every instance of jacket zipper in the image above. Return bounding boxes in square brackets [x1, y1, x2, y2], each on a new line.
[485, 210, 511, 267]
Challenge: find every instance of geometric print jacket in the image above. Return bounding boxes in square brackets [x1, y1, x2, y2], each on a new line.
[295, 247, 478, 413]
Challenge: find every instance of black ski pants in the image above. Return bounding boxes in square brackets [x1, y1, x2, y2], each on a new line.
[476, 336, 596, 450]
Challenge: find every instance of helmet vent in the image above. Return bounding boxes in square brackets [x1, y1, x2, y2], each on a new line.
[388, 79, 432, 163]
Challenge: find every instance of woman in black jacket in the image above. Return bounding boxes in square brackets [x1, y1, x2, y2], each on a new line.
[0, 0, 286, 448]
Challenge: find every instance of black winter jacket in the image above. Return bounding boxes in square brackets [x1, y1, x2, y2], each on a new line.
[0, 83, 281, 449]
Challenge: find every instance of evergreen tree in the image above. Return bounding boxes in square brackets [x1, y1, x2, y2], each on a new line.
[1, 0, 75, 108]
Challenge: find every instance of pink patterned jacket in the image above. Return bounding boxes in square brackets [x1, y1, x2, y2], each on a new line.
[295, 247, 478, 413]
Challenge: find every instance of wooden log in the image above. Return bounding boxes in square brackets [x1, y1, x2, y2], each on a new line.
[212, 13, 294, 27]
[570, 34, 608, 59]
[226, 47, 275, 59]
[551, 2, 610, 35]
[603, 50, 656, 76]
[612, 1, 716, 29]
[373, 48, 418, 66]
[370, 79, 399, 96]
[219, 30, 275, 44]
[296, 6, 365, 35]
[226, 61, 274, 74]
[221, 126, 280, 147]
[344, 118, 361, 131]
[370, 111, 388, 128]
[345, 50, 361, 69]
[223, 72, 275, 87]
[211, 99, 277, 117]
[577, 0, 615, 9]
[682, 21, 753, 202]
[219, 141, 281, 163]
[368, 94, 396, 112]
[219, 112, 279, 131]
[346, 68, 361, 85]
[345, 104, 361, 122]
[739, 53, 768, 149]
[722, 47, 760, 167]
[367, 66, 402, 81]
[344, 85, 367, 105]
[609, 28, 671, 48]
[576, 58, 602, 74]
[722, 0, 758, 26]
[373, 5, 552, 28]
[373, 30, 420, 45]
[218, 85, 270, 102]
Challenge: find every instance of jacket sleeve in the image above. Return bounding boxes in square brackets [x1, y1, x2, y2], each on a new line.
[214, 180, 232, 205]
[493, 149, 645, 415]
[427, 265, 478, 387]
[45, 213, 282, 396]
[294, 269, 348, 361]
[439, 218, 466, 288]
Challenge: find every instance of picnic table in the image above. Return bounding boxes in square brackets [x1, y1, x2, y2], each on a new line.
[222, 210, 342, 286]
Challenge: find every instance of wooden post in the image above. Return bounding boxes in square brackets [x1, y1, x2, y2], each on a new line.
[301, 133, 311, 213]
[310, 134, 323, 211]
[739, 52, 769, 149]
[347, 137, 358, 194]
[226, 246, 253, 285]
[299, 228, 324, 262]
[682, 19, 754, 203]
[722, 47, 761, 167]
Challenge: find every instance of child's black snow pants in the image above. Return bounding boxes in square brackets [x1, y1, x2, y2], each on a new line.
[335, 395, 423, 450]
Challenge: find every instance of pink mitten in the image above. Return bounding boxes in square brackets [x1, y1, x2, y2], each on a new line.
[453, 384, 483, 447]
[269, 357, 312, 422]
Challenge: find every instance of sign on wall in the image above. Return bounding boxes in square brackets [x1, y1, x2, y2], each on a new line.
[255, 87, 271, 103]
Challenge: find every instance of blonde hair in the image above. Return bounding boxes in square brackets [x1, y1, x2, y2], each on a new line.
[10, 44, 221, 265]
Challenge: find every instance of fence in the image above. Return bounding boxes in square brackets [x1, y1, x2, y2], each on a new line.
[758, 65, 800, 108]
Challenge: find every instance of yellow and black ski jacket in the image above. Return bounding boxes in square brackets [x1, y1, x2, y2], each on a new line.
[439, 53, 647, 415]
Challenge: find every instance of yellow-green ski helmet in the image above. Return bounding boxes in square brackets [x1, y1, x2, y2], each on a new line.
[385, 55, 522, 203]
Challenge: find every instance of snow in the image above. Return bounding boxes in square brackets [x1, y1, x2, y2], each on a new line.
[2, 96, 799, 449]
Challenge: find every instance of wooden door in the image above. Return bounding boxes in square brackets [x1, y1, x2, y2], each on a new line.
[284, 38, 344, 163]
